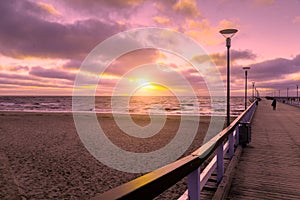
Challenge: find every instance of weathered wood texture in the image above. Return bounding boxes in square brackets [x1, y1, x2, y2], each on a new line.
[228, 99, 300, 199]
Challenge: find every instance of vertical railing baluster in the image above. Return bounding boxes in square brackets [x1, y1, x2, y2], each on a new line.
[235, 126, 239, 146]
[188, 167, 201, 200]
[228, 131, 234, 159]
[217, 142, 224, 183]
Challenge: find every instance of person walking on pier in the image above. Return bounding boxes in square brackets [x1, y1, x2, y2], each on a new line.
[271, 98, 277, 110]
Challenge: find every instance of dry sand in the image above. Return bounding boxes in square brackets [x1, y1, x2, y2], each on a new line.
[0, 112, 225, 199]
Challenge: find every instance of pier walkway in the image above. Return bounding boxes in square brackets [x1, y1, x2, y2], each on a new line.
[227, 99, 300, 199]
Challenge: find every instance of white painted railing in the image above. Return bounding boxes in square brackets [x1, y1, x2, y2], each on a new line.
[179, 100, 257, 200]
[93, 101, 257, 200]
[277, 98, 300, 107]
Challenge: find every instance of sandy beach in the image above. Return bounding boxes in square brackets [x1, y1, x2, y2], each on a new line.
[0, 112, 226, 199]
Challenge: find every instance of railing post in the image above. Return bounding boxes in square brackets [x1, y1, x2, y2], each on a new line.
[245, 110, 250, 121]
[217, 142, 224, 183]
[235, 126, 239, 146]
[228, 131, 234, 159]
[188, 167, 201, 200]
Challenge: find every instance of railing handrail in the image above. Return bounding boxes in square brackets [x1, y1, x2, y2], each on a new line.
[92, 100, 258, 200]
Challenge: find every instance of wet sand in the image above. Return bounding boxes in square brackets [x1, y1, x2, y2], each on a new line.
[0, 112, 225, 199]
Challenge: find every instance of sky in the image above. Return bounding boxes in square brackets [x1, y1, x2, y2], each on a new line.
[1, 0, 300, 97]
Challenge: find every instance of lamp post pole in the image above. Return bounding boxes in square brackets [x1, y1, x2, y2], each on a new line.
[279, 90, 280, 98]
[287, 87, 289, 103]
[252, 82, 255, 100]
[220, 29, 238, 126]
[226, 39, 230, 125]
[243, 67, 250, 110]
[297, 84, 298, 102]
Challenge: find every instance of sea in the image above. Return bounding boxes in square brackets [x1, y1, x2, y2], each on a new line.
[0, 96, 246, 117]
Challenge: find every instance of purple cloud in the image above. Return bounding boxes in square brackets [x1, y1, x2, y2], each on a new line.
[0, 72, 73, 88]
[193, 49, 257, 68]
[209, 49, 257, 66]
[0, 79, 70, 88]
[231, 49, 257, 61]
[229, 55, 300, 91]
[0, 0, 123, 59]
[248, 57, 299, 79]
[63, 60, 83, 70]
[63, 0, 147, 9]
[29, 66, 75, 81]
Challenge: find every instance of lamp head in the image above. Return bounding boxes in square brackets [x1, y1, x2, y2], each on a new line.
[243, 67, 250, 70]
[219, 29, 238, 38]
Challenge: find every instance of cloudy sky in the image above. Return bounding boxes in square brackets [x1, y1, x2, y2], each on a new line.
[1, 0, 300, 96]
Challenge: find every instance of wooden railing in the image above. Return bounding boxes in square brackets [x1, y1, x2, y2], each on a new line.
[277, 98, 300, 107]
[91, 101, 257, 200]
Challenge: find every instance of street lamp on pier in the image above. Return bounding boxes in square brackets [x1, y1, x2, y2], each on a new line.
[252, 82, 255, 100]
[219, 28, 238, 126]
[243, 67, 250, 110]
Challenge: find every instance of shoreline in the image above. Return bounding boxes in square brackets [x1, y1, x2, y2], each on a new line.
[0, 109, 228, 117]
[0, 111, 226, 199]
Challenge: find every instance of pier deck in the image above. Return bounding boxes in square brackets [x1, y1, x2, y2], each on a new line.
[227, 99, 300, 199]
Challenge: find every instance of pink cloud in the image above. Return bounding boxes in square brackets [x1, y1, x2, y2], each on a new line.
[172, 0, 201, 17]
[8, 65, 30, 72]
[104, 49, 160, 76]
[293, 16, 300, 24]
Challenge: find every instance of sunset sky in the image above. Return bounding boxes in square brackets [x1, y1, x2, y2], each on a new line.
[1, 0, 300, 96]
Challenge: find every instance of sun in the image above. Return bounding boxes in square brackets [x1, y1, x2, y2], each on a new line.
[133, 81, 172, 96]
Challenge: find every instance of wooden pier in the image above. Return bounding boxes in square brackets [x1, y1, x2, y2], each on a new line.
[227, 99, 300, 199]
[92, 99, 300, 200]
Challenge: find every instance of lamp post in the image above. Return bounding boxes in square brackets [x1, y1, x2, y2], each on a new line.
[287, 87, 289, 98]
[297, 84, 298, 102]
[243, 67, 250, 110]
[252, 82, 255, 100]
[279, 90, 280, 98]
[220, 28, 238, 126]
